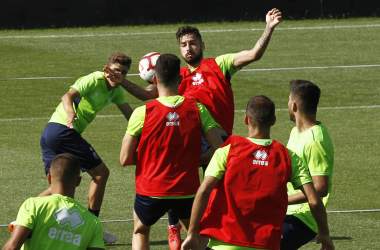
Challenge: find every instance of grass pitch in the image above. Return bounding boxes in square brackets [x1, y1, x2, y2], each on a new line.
[0, 17, 380, 249]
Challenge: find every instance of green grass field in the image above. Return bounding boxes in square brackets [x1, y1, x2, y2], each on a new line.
[1, 17, 380, 249]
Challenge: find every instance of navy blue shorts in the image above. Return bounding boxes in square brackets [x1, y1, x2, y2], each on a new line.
[134, 194, 194, 226]
[40, 122, 103, 175]
[280, 215, 317, 250]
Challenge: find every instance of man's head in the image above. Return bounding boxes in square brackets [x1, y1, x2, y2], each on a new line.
[245, 95, 276, 129]
[176, 26, 204, 65]
[154, 54, 181, 88]
[288, 79, 320, 122]
[48, 153, 82, 188]
[106, 52, 132, 84]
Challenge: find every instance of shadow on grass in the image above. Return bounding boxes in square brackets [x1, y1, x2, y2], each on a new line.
[310, 236, 353, 242]
[151, 240, 168, 246]
[105, 240, 167, 247]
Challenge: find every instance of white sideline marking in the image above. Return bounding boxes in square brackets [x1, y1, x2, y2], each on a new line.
[1, 209, 380, 226]
[1, 64, 380, 81]
[1, 105, 379, 122]
[0, 24, 379, 39]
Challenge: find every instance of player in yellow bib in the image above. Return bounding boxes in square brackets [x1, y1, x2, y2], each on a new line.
[2, 154, 105, 250]
[281, 80, 334, 250]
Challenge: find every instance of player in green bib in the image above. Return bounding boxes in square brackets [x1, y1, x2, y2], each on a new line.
[39, 52, 133, 244]
[281, 80, 334, 250]
[2, 154, 105, 250]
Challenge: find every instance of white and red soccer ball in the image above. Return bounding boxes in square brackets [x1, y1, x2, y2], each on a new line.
[138, 52, 161, 84]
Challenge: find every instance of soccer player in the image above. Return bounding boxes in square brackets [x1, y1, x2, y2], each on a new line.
[2, 153, 105, 250]
[39, 52, 134, 244]
[281, 80, 334, 250]
[119, 54, 223, 250]
[181, 95, 335, 250]
[105, 9, 282, 247]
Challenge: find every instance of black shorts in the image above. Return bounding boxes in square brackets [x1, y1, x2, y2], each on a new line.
[280, 215, 317, 250]
[134, 194, 194, 226]
[40, 122, 103, 175]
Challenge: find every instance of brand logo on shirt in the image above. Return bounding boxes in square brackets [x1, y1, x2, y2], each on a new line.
[93, 92, 99, 99]
[192, 73, 204, 86]
[47, 206, 84, 246]
[166, 112, 180, 126]
[253, 150, 269, 166]
[54, 206, 84, 230]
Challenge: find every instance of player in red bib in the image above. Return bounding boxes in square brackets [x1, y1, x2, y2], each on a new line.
[119, 54, 223, 250]
[105, 9, 282, 249]
[182, 96, 335, 250]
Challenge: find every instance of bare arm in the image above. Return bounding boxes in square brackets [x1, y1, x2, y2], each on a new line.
[120, 134, 140, 166]
[299, 183, 334, 250]
[2, 225, 32, 250]
[116, 102, 133, 120]
[233, 8, 282, 69]
[121, 79, 158, 101]
[200, 127, 224, 165]
[288, 175, 329, 205]
[61, 88, 81, 129]
[103, 65, 158, 101]
[181, 176, 220, 250]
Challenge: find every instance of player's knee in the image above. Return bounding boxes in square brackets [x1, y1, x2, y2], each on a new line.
[89, 163, 110, 185]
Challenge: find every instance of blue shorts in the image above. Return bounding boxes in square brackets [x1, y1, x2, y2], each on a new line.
[280, 215, 317, 250]
[40, 122, 103, 175]
[134, 194, 194, 226]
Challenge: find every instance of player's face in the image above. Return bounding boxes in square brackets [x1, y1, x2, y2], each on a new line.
[108, 63, 129, 88]
[288, 93, 296, 123]
[179, 34, 204, 65]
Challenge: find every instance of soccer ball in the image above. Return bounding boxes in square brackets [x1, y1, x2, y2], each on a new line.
[8, 221, 16, 232]
[138, 52, 161, 84]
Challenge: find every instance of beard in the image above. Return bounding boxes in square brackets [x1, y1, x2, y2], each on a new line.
[183, 50, 203, 65]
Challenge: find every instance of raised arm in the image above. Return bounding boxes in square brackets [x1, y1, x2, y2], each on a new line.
[2, 225, 32, 250]
[181, 176, 220, 250]
[61, 88, 81, 129]
[298, 183, 334, 250]
[120, 134, 140, 166]
[116, 102, 134, 120]
[233, 8, 282, 69]
[104, 65, 158, 101]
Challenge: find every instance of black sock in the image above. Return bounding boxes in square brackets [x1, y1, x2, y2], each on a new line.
[168, 211, 180, 226]
[88, 208, 100, 217]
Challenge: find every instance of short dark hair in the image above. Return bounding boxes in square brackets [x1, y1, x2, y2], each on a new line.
[50, 153, 81, 186]
[155, 54, 181, 87]
[289, 79, 320, 115]
[246, 95, 275, 127]
[107, 52, 132, 68]
[176, 26, 202, 42]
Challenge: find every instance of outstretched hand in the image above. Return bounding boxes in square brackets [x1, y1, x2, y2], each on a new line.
[316, 234, 335, 250]
[266, 8, 282, 29]
[103, 65, 124, 85]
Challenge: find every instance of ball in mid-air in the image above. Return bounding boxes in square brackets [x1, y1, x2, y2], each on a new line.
[138, 52, 161, 84]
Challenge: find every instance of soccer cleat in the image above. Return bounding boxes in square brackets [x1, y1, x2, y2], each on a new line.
[8, 221, 16, 232]
[103, 230, 117, 244]
[168, 223, 182, 250]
